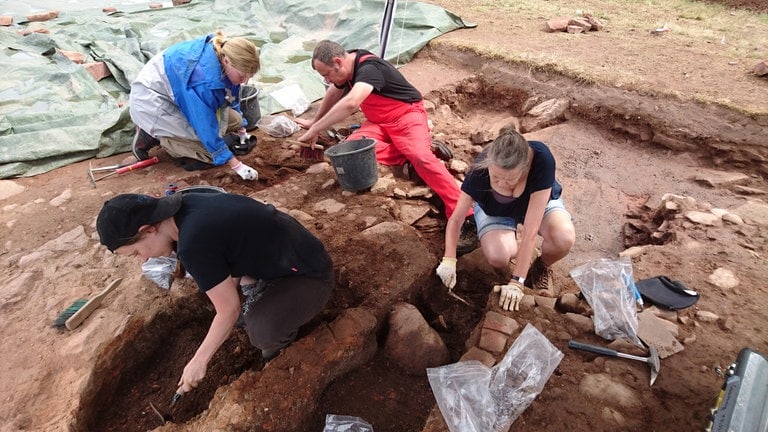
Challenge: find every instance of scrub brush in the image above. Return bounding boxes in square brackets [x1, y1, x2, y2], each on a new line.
[52, 278, 122, 330]
[287, 139, 325, 161]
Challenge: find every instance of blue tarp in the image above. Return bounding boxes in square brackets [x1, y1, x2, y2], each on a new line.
[0, 0, 473, 178]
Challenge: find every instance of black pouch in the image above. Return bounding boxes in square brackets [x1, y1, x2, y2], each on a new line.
[224, 134, 258, 156]
[635, 276, 700, 310]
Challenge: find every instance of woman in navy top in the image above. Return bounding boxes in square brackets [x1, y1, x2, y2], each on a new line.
[436, 128, 575, 311]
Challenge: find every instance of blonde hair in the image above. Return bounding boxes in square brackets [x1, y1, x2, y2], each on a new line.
[212, 30, 260, 75]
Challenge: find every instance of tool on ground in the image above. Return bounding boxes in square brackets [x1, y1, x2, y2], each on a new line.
[568, 340, 660, 386]
[287, 139, 325, 161]
[88, 156, 159, 186]
[447, 288, 471, 306]
[149, 401, 169, 425]
[52, 278, 123, 330]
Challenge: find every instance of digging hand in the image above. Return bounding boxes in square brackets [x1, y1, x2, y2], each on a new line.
[493, 281, 524, 311]
[436, 257, 457, 289]
[233, 161, 258, 181]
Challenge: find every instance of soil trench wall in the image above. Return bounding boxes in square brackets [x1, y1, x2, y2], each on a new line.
[422, 44, 768, 177]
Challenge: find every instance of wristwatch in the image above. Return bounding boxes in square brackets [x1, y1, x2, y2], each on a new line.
[510, 275, 525, 285]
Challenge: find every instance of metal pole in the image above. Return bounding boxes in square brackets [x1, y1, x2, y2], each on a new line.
[380, 0, 398, 58]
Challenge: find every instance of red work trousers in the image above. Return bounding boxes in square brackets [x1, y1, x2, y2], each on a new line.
[346, 98, 467, 219]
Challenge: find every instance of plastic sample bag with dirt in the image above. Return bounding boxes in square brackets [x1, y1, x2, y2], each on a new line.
[0, 0, 474, 179]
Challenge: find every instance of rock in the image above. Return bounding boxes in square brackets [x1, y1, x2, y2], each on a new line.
[0, 16, 13, 26]
[732, 200, 768, 226]
[482, 311, 520, 336]
[619, 245, 647, 258]
[398, 202, 431, 225]
[0, 180, 26, 200]
[449, 159, 469, 174]
[707, 267, 739, 290]
[49, 189, 72, 207]
[313, 198, 346, 213]
[583, 13, 605, 31]
[384, 302, 450, 375]
[459, 346, 497, 367]
[695, 310, 719, 323]
[733, 185, 767, 195]
[638, 310, 683, 359]
[684, 210, 721, 226]
[567, 25, 584, 34]
[568, 18, 592, 32]
[478, 327, 509, 355]
[520, 98, 569, 133]
[579, 374, 641, 408]
[694, 169, 750, 187]
[546, 16, 571, 32]
[754, 59, 768, 76]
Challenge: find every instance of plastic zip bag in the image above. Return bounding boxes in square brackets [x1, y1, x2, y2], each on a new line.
[569, 256, 642, 346]
[256, 114, 301, 137]
[323, 414, 374, 431]
[141, 254, 177, 289]
[427, 324, 563, 432]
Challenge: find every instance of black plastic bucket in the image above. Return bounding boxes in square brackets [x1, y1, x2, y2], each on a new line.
[324, 138, 378, 192]
[239, 84, 261, 131]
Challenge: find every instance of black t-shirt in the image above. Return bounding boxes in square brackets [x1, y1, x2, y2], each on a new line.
[461, 140, 562, 221]
[174, 193, 333, 292]
[335, 50, 422, 103]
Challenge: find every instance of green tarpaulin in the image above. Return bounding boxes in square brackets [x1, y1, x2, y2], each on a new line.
[0, 0, 473, 178]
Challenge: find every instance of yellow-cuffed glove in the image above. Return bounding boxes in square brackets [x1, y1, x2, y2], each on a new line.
[436, 257, 457, 289]
[493, 281, 524, 311]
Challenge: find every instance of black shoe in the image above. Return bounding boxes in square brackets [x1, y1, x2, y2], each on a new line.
[131, 126, 159, 161]
[431, 139, 453, 162]
[456, 218, 479, 257]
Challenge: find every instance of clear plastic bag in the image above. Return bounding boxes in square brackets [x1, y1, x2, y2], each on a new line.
[569, 256, 642, 346]
[323, 414, 374, 431]
[427, 324, 563, 432]
[256, 114, 301, 137]
[141, 254, 177, 289]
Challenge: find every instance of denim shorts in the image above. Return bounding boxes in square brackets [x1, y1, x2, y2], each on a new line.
[474, 197, 569, 239]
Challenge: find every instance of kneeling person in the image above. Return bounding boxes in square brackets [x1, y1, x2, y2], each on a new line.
[96, 192, 334, 395]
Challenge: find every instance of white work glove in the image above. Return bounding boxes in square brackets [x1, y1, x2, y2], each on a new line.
[436, 257, 457, 289]
[493, 281, 524, 311]
[233, 161, 258, 181]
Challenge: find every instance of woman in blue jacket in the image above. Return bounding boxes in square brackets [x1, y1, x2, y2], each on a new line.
[129, 30, 260, 179]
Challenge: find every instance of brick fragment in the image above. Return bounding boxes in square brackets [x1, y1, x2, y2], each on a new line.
[26, 10, 59, 22]
[84, 62, 112, 82]
[60, 50, 85, 64]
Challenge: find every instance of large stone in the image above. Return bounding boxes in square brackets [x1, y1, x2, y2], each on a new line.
[384, 302, 450, 375]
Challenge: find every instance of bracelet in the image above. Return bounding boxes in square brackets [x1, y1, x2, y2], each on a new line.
[510, 275, 525, 284]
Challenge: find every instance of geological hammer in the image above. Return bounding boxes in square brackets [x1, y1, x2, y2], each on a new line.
[88, 157, 159, 187]
[568, 340, 660, 386]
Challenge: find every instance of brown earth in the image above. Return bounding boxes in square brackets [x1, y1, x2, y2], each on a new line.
[1, 1, 768, 431]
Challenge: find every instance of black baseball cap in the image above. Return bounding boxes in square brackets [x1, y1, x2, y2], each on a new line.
[97, 193, 182, 252]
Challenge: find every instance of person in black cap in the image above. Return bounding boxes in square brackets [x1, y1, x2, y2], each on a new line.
[96, 192, 334, 396]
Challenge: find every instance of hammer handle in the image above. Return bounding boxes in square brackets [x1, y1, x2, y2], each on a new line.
[568, 340, 649, 363]
[115, 156, 159, 174]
